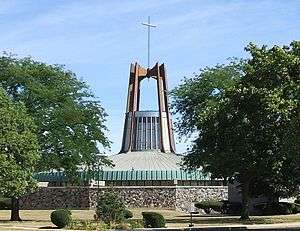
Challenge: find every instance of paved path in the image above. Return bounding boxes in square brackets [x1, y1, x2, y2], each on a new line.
[133, 222, 300, 230]
[245, 222, 300, 229]
[0, 221, 56, 231]
[0, 222, 300, 231]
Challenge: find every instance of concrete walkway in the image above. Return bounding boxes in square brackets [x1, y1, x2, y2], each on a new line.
[138, 222, 300, 230]
[0, 222, 300, 231]
[245, 222, 300, 230]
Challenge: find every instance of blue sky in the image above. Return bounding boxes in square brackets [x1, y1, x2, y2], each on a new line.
[0, 0, 299, 154]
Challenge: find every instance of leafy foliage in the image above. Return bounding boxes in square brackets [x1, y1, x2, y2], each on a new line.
[0, 55, 110, 181]
[0, 197, 11, 210]
[171, 59, 244, 137]
[68, 220, 108, 231]
[124, 209, 133, 219]
[95, 190, 126, 225]
[0, 88, 40, 197]
[194, 200, 242, 215]
[111, 222, 131, 230]
[50, 209, 72, 228]
[0, 88, 40, 220]
[255, 202, 300, 215]
[142, 212, 166, 228]
[194, 200, 224, 214]
[172, 42, 300, 220]
[127, 219, 144, 228]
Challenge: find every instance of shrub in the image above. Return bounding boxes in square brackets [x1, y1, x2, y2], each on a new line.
[68, 220, 108, 231]
[95, 190, 126, 225]
[127, 220, 144, 228]
[194, 200, 224, 214]
[255, 202, 299, 215]
[294, 203, 300, 213]
[194, 201, 211, 214]
[295, 197, 300, 205]
[111, 222, 131, 230]
[142, 212, 165, 228]
[124, 209, 133, 219]
[223, 201, 242, 215]
[0, 198, 11, 210]
[50, 209, 72, 228]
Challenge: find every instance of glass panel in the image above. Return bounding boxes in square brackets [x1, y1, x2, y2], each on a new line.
[147, 117, 151, 149]
[142, 118, 146, 149]
[156, 117, 161, 149]
[152, 117, 156, 149]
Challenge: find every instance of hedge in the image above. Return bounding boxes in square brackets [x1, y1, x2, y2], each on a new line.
[142, 212, 166, 228]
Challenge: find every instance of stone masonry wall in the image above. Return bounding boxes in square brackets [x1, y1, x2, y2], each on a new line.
[21, 186, 228, 211]
[89, 187, 176, 208]
[175, 186, 228, 212]
[20, 187, 90, 209]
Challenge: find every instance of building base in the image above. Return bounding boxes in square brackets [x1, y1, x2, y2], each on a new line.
[20, 186, 228, 212]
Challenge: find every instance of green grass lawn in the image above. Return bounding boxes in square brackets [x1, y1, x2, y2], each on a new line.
[0, 208, 299, 230]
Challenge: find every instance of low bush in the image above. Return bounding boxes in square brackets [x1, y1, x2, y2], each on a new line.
[0, 198, 11, 210]
[293, 203, 300, 214]
[195, 200, 299, 216]
[195, 200, 242, 215]
[195, 200, 224, 214]
[127, 219, 144, 228]
[124, 209, 133, 219]
[95, 190, 126, 225]
[223, 200, 242, 215]
[68, 220, 108, 230]
[111, 222, 131, 230]
[295, 197, 300, 205]
[50, 209, 72, 228]
[142, 212, 165, 228]
[255, 202, 300, 215]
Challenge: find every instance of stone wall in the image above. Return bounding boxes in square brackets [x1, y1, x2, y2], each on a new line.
[20, 187, 90, 209]
[176, 186, 228, 212]
[89, 187, 176, 208]
[21, 186, 228, 211]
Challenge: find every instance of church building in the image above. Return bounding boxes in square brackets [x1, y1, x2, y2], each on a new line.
[101, 62, 218, 186]
[36, 62, 222, 187]
[29, 62, 227, 211]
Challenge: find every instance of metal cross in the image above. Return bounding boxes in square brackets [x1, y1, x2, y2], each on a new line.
[142, 16, 156, 69]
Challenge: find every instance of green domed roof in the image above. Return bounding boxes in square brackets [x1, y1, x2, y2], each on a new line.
[35, 169, 209, 182]
[35, 151, 210, 182]
[104, 151, 183, 171]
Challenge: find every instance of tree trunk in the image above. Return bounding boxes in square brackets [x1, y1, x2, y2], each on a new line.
[10, 197, 22, 221]
[240, 180, 250, 220]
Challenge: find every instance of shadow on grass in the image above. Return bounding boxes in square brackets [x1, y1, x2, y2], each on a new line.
[0, 219, 48, 222]
[39, 226, 60, 229]
[177, 214, 229, 218]
[131, 217, 257, 225]
[166, 218, 241, 224]
[165, 217, 293, 225]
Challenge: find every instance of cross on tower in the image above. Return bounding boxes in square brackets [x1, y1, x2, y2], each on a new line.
[142, 16, 156, 70]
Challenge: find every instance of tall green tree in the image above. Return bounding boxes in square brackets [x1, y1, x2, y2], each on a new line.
[172, 42, 300, 220]
[0, 88, 40, 221]
[171, 59, 243, 137]
[0, 55, 110, 182]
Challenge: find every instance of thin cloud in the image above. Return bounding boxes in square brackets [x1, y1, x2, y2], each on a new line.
[0, 0, 299, 153]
